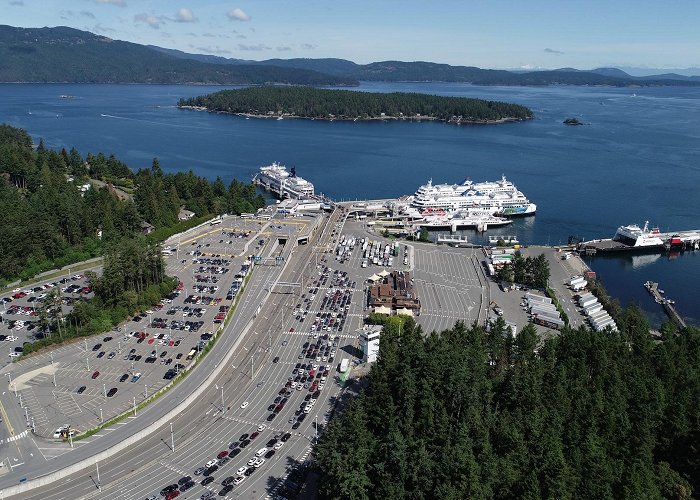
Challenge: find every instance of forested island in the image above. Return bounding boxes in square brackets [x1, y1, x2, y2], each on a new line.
[316, 314, 699, 499]
[178, 87, 534, 124]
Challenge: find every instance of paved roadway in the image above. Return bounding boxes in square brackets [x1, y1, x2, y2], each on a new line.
[1, 209, 346, 499]
[0, 218, 270, 471]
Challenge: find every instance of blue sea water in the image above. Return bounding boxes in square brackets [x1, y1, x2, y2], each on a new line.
[1, 82, 699, 327]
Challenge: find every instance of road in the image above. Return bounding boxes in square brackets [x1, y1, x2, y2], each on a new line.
[0, 209, 344, 499]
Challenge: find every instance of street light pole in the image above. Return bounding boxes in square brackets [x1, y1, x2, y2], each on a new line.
[100, 408, 103, 424]
[315, 414, 318, 444]
[170, 422, 174, 453]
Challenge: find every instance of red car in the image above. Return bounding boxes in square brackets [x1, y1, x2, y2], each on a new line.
[250, 431, 259, 440]
[148, 338, 155, 344]
[91, 371, 100, 379]
[165, 491, 180, 500]
[217, 450, 229, 459]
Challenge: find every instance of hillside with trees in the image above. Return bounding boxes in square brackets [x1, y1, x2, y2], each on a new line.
[0, 25, 356, 86]
[178, 86, 534, 123]
[316, 313, 699, 499]
[0, 123, 264, 284]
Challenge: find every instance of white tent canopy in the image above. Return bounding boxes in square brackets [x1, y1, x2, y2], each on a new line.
[373, 305, 392, 315]
[368, 273, 381, 282]
[396, 307, 414, 317]
[378, 269, 390, 277]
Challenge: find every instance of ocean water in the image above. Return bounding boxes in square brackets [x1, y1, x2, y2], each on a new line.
[1, 82, 699, 326]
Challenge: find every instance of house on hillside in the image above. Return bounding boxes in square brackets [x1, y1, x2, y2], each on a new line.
[178, 208, 195, 221]
[141, 221, 155, 235]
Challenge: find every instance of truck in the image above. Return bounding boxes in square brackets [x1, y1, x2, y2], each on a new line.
[339, 358, 349, 373]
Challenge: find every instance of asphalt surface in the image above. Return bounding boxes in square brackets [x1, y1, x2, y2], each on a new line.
[0, 207, 504, 499]
[0, 210, 345, 499]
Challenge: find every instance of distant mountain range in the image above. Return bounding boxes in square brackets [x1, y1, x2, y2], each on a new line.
[1, 25, 698, 87]
[0, 25, 357, 86]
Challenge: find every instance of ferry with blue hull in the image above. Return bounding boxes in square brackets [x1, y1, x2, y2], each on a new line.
[406, 175, 536, 216]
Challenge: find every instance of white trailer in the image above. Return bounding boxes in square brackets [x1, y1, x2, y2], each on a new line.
[584, 303, 603, 316]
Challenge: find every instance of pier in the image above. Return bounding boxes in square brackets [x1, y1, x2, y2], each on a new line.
[644, 281, 687, 329]
[436, 235, 471, 247]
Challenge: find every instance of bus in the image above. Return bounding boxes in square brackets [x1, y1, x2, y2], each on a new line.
[339, 358, 350, 373]
[240, 213, 254, 219]
[209, 218, 222, 226]
[186, 349, 197, 361]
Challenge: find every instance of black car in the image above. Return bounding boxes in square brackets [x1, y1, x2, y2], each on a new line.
[219, 485, 233, 496]
[239, 439, 250, 448]
[160, 484, 178, 496]
[179, 480, 194, 492]
[203, 465, 218, 476]
[119, 374, 129, 382]
[266, 438, 277, 447]
[107, 387, 118, 397]
[264, 450, 276, 459]
[96, 351, 105, 358]
[92, 343, 102, 351]
[201, 476, 215, 486]
[267, 404, 276, 412]
[292, 421, 301, 430]
[222, 476, 236, 486]
[281, 432, 291, 442]
[244, 467, 255, 477]
[266, 413, 276, 421]
[103, 336, 113, 342]
[229, 447, 241, 457]
[76, 385, 86, 394]
[218, 456, 229, 466]
[178, 476, 192, 486]
[228, 441, 239, 450]
[239, 433, 249, 441]
[273, 356, 280, 363]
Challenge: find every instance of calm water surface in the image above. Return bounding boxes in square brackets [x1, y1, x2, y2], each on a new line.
[1, 82, 699, 326]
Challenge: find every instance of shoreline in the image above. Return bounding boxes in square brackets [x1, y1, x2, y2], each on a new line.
[178, 105, 531, 125]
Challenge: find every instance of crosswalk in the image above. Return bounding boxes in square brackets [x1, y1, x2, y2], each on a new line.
[1, 429, 29, 444]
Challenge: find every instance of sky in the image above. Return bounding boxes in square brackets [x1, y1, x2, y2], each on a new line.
[4, 0, 700, 71]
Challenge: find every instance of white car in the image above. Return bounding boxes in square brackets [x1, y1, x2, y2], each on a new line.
[246, 457, 257, 466]
[273, 442, 283, 450]
[236, 466, 247, 475]
[233, 476, 245, 485]
[8, 352, 20, 358]
[253, 458, 265, 468]
[240, 401, 249, 409]
[257, 424, 267, 432]
[205, 459, 218, 468]
[5, 336, 18, 342]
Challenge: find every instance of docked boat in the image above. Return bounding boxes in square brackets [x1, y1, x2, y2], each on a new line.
[407, 175, 536, 216]
[252, 162, 315, 199]
[612, 221, 664, 248]
[417, 208, 512, 231]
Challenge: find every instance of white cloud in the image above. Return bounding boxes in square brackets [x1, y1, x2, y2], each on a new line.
[300, 43, 317, 50]
[134, 13, 164, 29]
[227, 8, 250, 22]
[238, 43, 270, 51]
[9, 0, 24, 6]
[94, 0, 126, 7]
[174, 8, 197, 23]
[81, 10, 96, 18]
[276, 46, 291, 52]
[544, 48, 564, 55]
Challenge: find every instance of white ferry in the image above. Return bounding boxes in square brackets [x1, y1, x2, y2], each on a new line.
[253, 162, 315, 199]
[612, 221, 664, 248]
[417, 207, 512, 230]
[407, 175, 536, 216]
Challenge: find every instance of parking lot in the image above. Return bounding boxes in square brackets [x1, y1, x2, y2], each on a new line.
[0, 273, 93, 366]
[2, 216, 271, 439]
